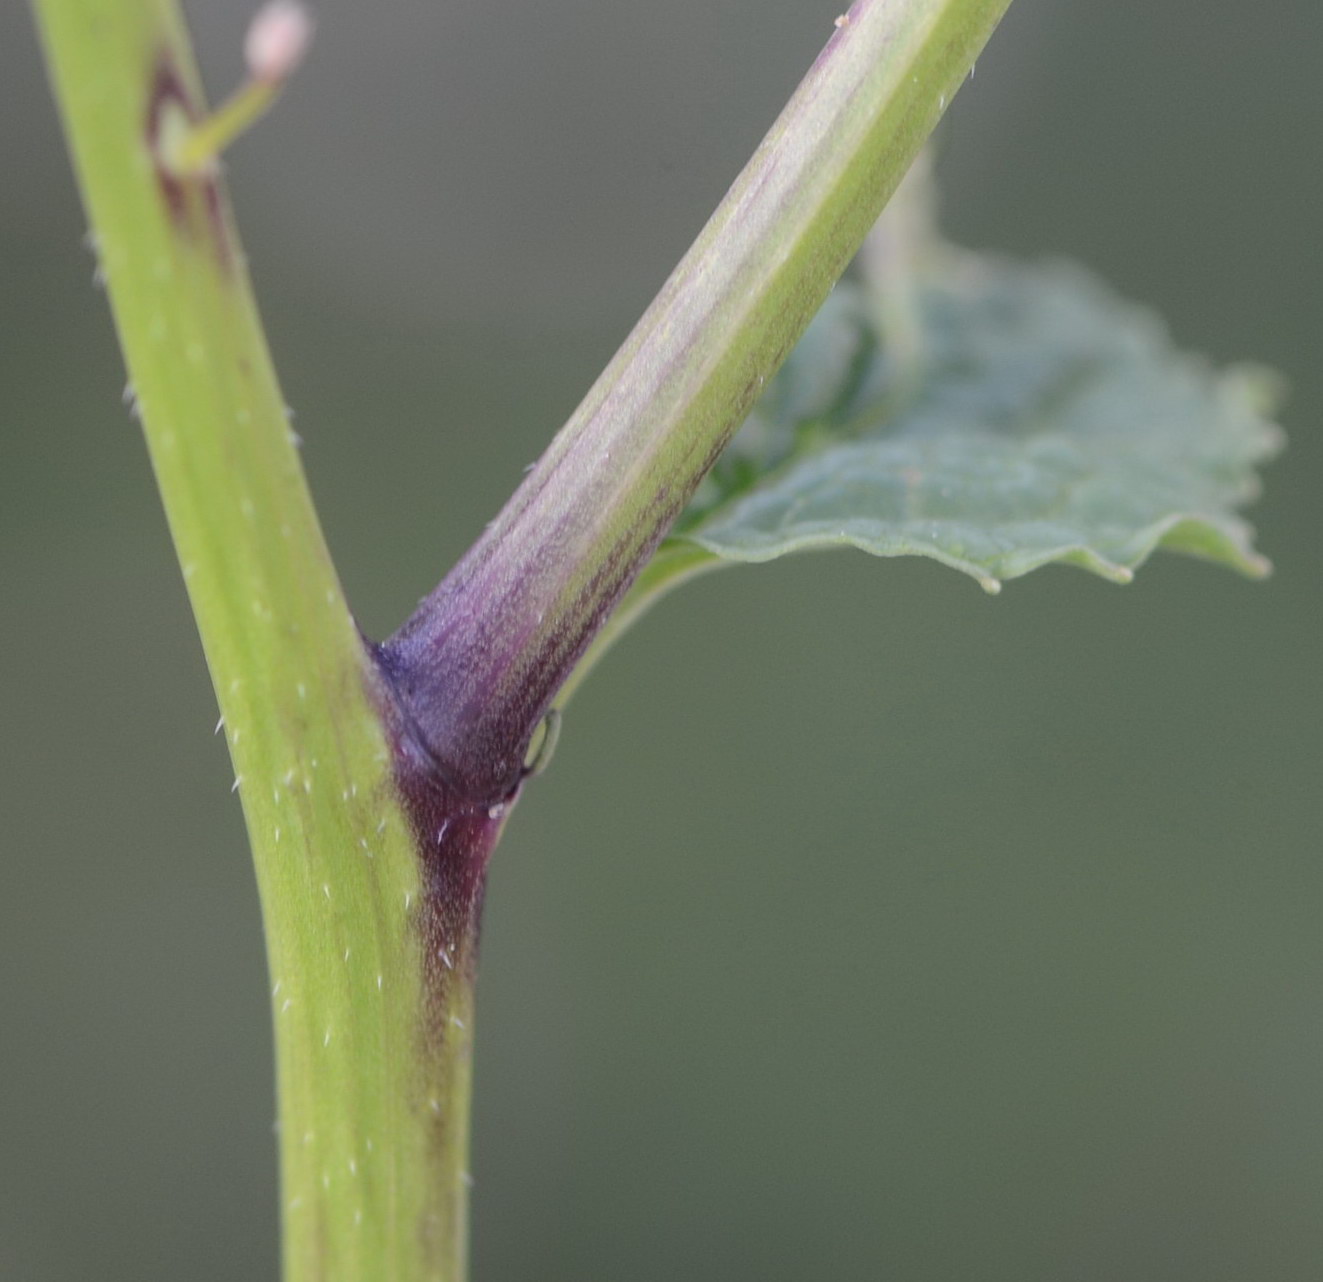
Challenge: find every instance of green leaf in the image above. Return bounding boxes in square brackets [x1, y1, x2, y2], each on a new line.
[672, 247, 1283, 593]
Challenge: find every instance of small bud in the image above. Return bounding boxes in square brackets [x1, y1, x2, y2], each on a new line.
[245, 1, 315, 85]
[161, 1, 314, 175]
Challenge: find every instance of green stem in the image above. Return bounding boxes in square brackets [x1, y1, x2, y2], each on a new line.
[550, 152, 947, 711]
[32, 3, 465, 1278]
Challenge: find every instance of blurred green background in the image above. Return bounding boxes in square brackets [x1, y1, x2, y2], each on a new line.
[3, 1, 1321, 1278]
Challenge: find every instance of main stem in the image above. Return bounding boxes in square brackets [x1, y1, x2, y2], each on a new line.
[33, 3, 471, 1277]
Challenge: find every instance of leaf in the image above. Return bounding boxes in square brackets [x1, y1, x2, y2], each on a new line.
[671, 247, 1284, 593]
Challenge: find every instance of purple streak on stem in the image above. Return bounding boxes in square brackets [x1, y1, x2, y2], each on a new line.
[146, 53, 232, 269]
[376, 677, 516, 1011]
[374, 0, 1010, 802]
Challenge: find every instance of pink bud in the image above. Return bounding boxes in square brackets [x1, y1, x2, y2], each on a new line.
[244, 1, 315, 85]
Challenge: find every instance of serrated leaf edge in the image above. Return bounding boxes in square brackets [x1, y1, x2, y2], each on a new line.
[678, 507, 1271, 594]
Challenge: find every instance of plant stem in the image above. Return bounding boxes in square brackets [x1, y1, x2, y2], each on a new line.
[36, 1, 1011, 1279]
[32, 3, 466, 1278]
[380, 0, 1013, 801]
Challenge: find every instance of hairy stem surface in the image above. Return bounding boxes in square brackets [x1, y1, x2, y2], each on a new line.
[34, 3, 473, 1278]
